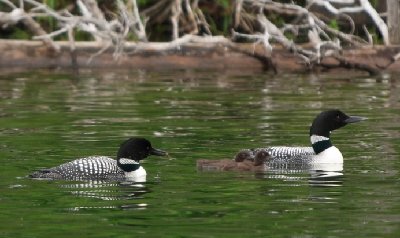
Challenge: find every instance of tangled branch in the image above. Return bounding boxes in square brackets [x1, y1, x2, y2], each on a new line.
[0, 0, 147, 59]
[231, 0, 384, 73]
[142, 0, 211, 40]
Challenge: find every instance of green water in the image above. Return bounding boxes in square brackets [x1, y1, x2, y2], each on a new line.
[0, 70, 399, 237]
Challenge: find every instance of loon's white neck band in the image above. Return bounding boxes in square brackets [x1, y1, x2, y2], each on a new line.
[310, 135, 330, 144]
[119, 158, 140, 165]
[118, 158, 141, 172]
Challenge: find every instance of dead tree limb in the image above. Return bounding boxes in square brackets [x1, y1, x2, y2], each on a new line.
[308, 0, 389, 45]
[171, 0, 182, 40]
[0, 5, 60, 53]
[230, 0, 383, 74]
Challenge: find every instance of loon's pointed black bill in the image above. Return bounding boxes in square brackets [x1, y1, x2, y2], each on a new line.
[345, 116, 367, 124]
[150, 147, 167, 156]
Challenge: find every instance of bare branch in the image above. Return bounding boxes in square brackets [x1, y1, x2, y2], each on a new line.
[20, 0, 148, 59]
[171, 0, 182, 40]
[308, 0, 389, 45]
[1, 0, 17, 9]
[128, 0, 147, 42]
[0, 8, 24, 27]
[77, 0, 103, 42]
[359, 0, 389, 45]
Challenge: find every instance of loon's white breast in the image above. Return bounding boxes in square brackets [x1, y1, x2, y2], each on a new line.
[124, 165, 147, 182]
[309, 146, 344, 171]
[311, 146, 343, 164]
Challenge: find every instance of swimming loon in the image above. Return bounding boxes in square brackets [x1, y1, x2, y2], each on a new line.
[197, 149, 271, 172]
[238, 110, 366, 165]
[29, 138, 167, 181]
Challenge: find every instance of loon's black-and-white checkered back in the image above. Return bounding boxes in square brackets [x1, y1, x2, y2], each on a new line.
[256, 147, 315, 164]
[51, 156, 123, 180]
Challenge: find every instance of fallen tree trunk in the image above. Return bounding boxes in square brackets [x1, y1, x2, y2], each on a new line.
[1, 39, 399, 75]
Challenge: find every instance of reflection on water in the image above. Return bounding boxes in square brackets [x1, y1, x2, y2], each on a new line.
[255, 163, 344, 187]
[308, 171, 344, 187]
[61, 180, 151, 211]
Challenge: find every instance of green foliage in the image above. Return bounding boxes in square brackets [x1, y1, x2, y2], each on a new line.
[369, 0, 378, 7]
[138, 0, 150, 5]
[44, 0, 57, 9]
[284, 31, 295, 41]
[216, 0, 230, 8]
[8, 28, 31, 40]
[369, 26, 383, 44]
[328, 19, 339, 30]
[72, 30, 94, 41]
[268, 13, 285, 28]
[41, 0, 58, 31]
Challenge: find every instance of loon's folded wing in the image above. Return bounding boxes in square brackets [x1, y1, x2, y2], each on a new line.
[29, 168, 64, 179]
[30, 156, 123, 180]
[263, 146, 315, 163]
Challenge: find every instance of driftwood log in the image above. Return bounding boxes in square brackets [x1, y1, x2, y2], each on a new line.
[1, 38, 399, 75]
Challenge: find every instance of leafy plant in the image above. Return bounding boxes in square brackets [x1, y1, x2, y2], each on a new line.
[328, 19, 339, 30]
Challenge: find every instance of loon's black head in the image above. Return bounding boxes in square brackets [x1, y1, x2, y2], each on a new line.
[117, 137, 167, 161]
[309, 109, 366, 137]
[117, 137, 167, 172]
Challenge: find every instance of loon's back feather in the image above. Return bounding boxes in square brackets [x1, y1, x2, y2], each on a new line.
[240, 147, 316, 164]
[29, 156, 124, 180]
[265, 146, 315, 163]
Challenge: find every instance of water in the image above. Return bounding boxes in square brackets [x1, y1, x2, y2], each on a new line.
[0, 70, 399, 237]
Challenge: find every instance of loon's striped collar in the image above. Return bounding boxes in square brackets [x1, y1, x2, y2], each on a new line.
[118, 158, 141, 172]
[310, 135, 332, 154]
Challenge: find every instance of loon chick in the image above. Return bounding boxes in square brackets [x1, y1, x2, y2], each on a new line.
[249, 110, 366, 164]
[29, 138, 167, 181]
[196, 149, 271, 172]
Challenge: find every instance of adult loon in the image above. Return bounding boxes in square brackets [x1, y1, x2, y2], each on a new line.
[197, 149, 271, 172]
[238, 110, 366, 165]
[29, 138, 167, 181]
